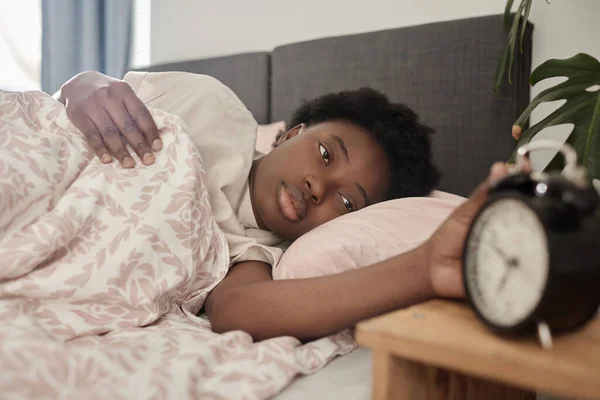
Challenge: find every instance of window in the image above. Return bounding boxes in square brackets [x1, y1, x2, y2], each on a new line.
[0, 0, 149, 91]
[0, 0, 42, 91]
[130, 0, 151, 69]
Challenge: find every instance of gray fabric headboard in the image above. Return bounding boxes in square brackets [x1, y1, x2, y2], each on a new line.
[271, 15, 532, 196]
[133, 14, 532, 197]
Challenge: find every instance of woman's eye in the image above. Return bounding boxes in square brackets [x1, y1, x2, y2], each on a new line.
[319, 144, 330, 165]
[340, 195, 354, 212]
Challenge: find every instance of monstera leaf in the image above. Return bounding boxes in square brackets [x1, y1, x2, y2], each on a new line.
[507, 54, 600, 179]
[497, 0, 600, 180]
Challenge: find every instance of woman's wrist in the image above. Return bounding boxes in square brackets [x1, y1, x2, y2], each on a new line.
[401, 243, 437, 303]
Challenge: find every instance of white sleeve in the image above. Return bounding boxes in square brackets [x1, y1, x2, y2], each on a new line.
[124, 71, 281, 267]
[229, 242, 284, 267]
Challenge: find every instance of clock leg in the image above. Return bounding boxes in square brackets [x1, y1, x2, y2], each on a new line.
[372, 352, 536, 400]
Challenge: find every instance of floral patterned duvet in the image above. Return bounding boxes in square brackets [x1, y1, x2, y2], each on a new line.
[0, 90, 355, 400]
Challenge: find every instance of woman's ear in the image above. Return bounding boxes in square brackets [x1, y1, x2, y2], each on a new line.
[273, 123, 306, 148]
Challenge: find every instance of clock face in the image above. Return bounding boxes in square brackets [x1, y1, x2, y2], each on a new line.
[465, 197, 549, 328]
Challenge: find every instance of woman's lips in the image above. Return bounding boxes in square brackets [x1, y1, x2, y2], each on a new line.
[277, 182, 307, 221]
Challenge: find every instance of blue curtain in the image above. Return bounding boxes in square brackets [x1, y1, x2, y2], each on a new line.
[41, 0, 133, 94]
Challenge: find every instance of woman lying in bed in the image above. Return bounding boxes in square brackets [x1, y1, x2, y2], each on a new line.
[56, 70, 511, 341]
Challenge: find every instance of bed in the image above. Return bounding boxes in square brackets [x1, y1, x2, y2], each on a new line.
[139, 15, 532, 398]
[0, 14, 532, 400]
[134, 16, 532, 397]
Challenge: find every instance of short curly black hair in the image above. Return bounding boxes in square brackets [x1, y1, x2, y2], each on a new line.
[282, 87, 440, 200]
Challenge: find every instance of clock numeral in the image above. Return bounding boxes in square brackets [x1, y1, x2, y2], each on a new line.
[467, 264, 486, 305]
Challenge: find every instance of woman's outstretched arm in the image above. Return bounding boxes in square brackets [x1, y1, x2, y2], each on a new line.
[206, 245, 432, 342]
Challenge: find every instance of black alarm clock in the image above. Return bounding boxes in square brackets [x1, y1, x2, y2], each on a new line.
[463, 140, 600, 349]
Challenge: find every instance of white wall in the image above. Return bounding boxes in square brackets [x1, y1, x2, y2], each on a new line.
[151, 0, 600, 169]
[151, 0, 509, 63]
[0, 0, 41, 90]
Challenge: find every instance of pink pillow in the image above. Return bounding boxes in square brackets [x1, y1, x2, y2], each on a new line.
[256, 121, 286, 154]
[272, 191, 465, 280]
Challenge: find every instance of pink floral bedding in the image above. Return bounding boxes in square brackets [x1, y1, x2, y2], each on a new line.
[0, 90, 356, 399]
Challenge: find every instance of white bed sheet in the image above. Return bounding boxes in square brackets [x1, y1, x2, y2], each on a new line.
[274, 347, 372, 400]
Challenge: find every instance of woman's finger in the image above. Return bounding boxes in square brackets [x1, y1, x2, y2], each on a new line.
[489, 161, 510, 183]
[67, 107, 112, 164]
[79, 118, 112, 164]
[121, 86, 162, 151]
[91, 110, 135, 168]
[106, 100, 155, 165]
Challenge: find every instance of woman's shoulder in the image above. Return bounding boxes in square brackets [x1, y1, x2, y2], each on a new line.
[124, 71, 252, 117]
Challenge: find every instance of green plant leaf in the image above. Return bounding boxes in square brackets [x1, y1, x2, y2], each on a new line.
[529, 53, 600, 84]
[519, 0, 532, 52]
[513, 72, 599, 128]
[494, 42, 512, 97]
[544, 100, 600, 176]
[504, 0, 516, 28]
[508, 54, 600, 179]
[494, 0, 533, 95]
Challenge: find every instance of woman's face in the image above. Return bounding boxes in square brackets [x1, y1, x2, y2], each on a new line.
[250, 120, 392, 241]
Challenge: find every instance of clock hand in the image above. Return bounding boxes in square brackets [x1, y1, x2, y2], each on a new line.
[484, 242, 512, 263]
[496, 268, 511, 293]
[496, 257, 520, 293]
[485, 229, 514, 263]
[492, 244, 510, 261]
[487, 237, 520, 294]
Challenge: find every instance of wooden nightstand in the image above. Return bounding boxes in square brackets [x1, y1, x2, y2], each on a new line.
[356, 300, 600, 400]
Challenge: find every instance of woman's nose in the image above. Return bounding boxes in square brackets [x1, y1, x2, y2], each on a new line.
[305, 175, 325, 204]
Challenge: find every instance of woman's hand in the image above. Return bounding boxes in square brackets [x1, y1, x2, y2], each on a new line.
[58, 71, 162, 168]
[424, 162, 514, 298]
[425, 163, 511, 298]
